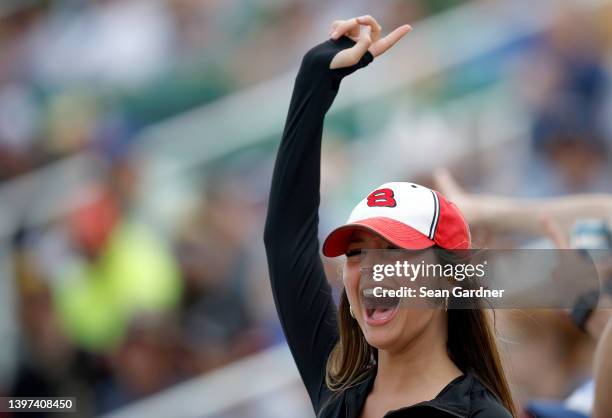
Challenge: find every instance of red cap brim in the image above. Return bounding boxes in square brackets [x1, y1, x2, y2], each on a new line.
[322, 216, 435, 257]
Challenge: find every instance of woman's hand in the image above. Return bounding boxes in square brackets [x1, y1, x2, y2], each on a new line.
[328, 15, 412, 69]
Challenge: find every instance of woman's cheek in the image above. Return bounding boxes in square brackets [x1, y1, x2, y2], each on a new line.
[343, 260, 361, 306]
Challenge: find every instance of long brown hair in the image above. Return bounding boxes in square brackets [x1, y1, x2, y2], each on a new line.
[324, 252, 518, 417]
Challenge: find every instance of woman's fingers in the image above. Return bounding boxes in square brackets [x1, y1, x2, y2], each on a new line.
[332, 15, 382, 42]
[330, 18, 360, 40]
[352, 25, 373, 57]
[329, 20, 343, 36]
[355, 15, 381, 42]
[328, 16, 412, 67]
[369, 24, 412, 57]
[329, 25, 372, 69]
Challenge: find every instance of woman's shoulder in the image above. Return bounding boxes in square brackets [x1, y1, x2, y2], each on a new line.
[468, 375, 513, 418]
[470, 399, 513, 418]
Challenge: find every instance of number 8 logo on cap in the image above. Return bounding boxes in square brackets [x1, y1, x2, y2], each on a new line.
[366, 188, 397, 207]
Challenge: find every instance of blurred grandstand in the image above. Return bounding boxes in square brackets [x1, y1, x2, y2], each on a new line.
[0, 0, 611, 417]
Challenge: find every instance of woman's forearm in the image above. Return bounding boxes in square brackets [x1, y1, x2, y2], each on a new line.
[434, 169, 612, 236]
[264, 37, 374, 245]
[464, 194, 612, 235]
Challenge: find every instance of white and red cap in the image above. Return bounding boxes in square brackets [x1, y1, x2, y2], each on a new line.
[322, 182, 471, 257]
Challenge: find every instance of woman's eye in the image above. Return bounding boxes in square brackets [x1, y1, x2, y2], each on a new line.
[346, 249, 362, 258]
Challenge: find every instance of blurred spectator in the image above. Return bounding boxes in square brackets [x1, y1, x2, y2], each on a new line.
[174, 163, 275, 376]
[498, 310, 594, 406]
[10, 225, 96, 418]
[53, 154, 182, 353]
[96, 313, 183, 414]
[526, 10, 610, 195]
[27, 0, 174, 88]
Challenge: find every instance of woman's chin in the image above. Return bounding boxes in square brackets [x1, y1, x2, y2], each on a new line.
[361, 311, 434, 351]
[363, 328, 401, 350]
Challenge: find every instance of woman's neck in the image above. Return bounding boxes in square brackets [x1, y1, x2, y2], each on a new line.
[372, 315, 462, 397]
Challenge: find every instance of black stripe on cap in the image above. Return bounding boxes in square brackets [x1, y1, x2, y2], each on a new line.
[428, 190, 440, 240]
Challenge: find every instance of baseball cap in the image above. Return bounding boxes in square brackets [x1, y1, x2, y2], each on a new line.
[322, 182, 470, 257]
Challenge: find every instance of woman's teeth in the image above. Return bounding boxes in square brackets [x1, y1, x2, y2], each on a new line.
[361, 287, 401, 310]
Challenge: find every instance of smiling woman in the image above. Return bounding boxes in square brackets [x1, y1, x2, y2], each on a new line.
[264, 15, 516, 418]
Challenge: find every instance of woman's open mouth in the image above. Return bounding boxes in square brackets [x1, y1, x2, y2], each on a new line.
[361, 288, 400, 326]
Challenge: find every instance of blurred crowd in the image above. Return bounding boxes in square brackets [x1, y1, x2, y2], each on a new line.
[8, 152, 278, 417]
[0, 0, 612, 417]
[0, 0, 471, 182]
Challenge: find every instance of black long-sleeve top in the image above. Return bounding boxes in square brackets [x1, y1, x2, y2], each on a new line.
[263, 35, 373, 414]
[263, 36, 512, 418]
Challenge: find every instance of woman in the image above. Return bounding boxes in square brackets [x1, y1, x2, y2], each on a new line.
[264, 16, 515, 418]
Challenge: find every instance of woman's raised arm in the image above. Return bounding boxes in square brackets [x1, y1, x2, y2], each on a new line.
[263, 17, 410, 412]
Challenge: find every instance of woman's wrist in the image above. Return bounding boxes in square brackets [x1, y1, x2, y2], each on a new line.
[299, 36, 374, 83]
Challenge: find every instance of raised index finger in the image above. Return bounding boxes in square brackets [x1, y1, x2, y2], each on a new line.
[369, 24, 412, 57]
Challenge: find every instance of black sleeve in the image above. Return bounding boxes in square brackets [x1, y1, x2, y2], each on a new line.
[263, 36, 374, 412]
